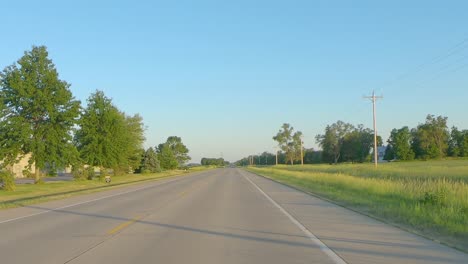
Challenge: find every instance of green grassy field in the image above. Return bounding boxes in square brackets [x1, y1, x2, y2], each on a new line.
[247, 160, 468, 252]
[0, 166, 213, 209]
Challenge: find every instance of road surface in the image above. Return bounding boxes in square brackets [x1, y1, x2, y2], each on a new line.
[0, 168, 466, 263]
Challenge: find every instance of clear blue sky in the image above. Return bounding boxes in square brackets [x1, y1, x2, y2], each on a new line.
[1, 1, 468, 163]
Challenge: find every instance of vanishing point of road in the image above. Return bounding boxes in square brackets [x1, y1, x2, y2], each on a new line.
[0, 168, 466, 263]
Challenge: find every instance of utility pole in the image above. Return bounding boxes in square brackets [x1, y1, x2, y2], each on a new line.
[274, 146, 278, 165]
[300, 137, 304, 166]
[364, 91, 383, 167]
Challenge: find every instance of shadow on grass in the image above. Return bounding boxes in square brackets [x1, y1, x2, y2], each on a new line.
[0, 174, 179, 207]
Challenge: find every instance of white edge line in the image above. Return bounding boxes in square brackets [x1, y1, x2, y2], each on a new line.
[241, 171, 348, 264]
[0, 176, 185, 225]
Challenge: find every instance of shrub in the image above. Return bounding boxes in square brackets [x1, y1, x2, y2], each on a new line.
[72, 165, 86, 180]
[86, 167, 95, 180]
[0, 171, 16, 191]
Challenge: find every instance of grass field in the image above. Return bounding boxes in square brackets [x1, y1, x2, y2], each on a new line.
[0, 166, 213, 210]
[246, 160, 468, 252]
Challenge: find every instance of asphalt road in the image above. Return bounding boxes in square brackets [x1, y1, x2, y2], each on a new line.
[0, 168, 466, 263]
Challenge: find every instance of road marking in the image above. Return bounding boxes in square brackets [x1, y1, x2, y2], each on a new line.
[178, 190, 188, 197]
[241, 172, 348, 264]
[107, 215, 144, 235]
[0, 176, 185, 225]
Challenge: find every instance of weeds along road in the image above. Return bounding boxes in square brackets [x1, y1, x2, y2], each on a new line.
[0, 168, 466, 264]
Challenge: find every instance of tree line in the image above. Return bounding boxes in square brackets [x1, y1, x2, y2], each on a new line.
[236, 116, 467, 165]
[384, 115, 468, 161]
[0, 46, 190, 183]
[200, 157, 228, 166]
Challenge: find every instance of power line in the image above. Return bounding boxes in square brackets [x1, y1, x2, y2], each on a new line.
[383, 35, 468, 89]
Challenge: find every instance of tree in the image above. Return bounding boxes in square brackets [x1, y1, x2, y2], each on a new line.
[201, 157, 226, 166]
[158, 136, 190, 166]
[383, 144, 395, 161]
[448, 127, 468, 157]
[273, 123, 303, 165]
[158, 144, 178, 170]
[74, 90, 145, 174]
[303, 149, 322, 164]
[316, 121, 354, 164]
[0, 46, 80, 182]
[122, 114, 146, 172]
[387, 126, 414, 160]
[340, 125, 376, 163]
[411, 115, 449, 159]
[140, 147, 160, 173]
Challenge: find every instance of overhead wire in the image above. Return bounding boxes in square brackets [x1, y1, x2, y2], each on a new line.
[382, 35, 468, 90]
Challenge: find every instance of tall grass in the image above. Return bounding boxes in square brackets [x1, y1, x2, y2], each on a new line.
[247, 161, 468, 251]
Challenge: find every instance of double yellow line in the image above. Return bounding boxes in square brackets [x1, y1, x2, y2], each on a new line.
[107, 215, 144, 235]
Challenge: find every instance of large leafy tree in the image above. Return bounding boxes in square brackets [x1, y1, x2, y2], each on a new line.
[316, 121, 354, 164]
[387, 126, 414, 160]
[158, 136, 190, 166]
[340, 125, 377, 163]
[74, 90, 145, 174]
[0, 46, 80, 182]
[411, 115, 449, 159]
[273, 123, 303, 165]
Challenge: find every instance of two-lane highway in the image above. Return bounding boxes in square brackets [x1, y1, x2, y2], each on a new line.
[0, 169, 466, 263]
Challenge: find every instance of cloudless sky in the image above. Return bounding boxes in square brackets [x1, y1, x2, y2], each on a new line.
[1, 0, 468, 163]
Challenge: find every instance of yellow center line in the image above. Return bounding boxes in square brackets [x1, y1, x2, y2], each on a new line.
[107, 215, 144, 235]
[178, 190, 188, 197]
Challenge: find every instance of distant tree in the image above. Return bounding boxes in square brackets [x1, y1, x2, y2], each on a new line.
[411, 115, 449, 159]
[303, 149, 322, 164]
[158, 144, 178, 170]
[316, 121, 354, 164]
[383, 144, 395, 161]
[340, 125, 376, 163]
[201, 157, 226, 166]
[273, 123, 303, 165]
[140, 147, 160, 173]
[388, 126, 414, 160]
[0, 46, 80, 183]
[448, 127, 468, 157]
[259, 152, 276, 165]
[158, 136, 190, 166]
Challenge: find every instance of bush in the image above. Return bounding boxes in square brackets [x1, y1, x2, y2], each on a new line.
[72, 165, 86, 180]
[47, 170, 57, 177]
[0, 171, 16, 191]
[86, 167, 95, 180]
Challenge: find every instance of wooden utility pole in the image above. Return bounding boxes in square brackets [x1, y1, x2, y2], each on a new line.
[274, 146, 279, 166]
[364, 91, 383, 167]
[300, 138, 304, 166]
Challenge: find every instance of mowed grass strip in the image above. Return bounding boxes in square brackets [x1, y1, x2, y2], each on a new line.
[247, 161, 468, 252]
[0, 166, 214, 209]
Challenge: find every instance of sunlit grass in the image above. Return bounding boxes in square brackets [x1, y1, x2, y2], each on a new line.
[0, 167, 212, 209]
[247, 161, 468, 251]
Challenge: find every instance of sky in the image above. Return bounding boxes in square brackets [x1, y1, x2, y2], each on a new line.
[1, 0, 468, 163]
